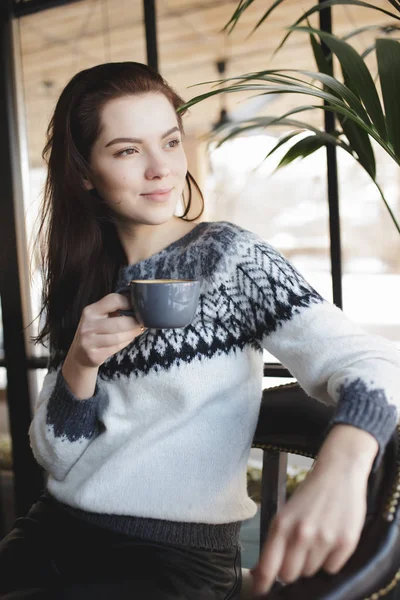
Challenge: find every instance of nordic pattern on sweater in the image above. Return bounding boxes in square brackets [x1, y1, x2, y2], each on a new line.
[100, 222, 324, 380]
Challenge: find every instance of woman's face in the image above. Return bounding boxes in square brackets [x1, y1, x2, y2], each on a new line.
[86, 92, 188, 226]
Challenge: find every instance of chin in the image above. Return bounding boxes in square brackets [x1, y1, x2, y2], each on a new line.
[124, 210, 177, 227]
[143, 201, 181, 225]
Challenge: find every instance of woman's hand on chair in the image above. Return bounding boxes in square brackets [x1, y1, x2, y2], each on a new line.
[250, 424, 379, 598]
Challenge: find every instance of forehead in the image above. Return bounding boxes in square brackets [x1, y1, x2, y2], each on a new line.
[98, 93, 179, 139]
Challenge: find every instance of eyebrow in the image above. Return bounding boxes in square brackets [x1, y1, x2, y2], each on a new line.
[105, 126, 180, 148]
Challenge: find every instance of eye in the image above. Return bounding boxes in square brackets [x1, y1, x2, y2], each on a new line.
[166, 139, 181, 149]
[116, 148, 137, 157]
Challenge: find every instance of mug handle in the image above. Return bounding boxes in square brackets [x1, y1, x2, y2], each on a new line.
[115, 287, 137, 319]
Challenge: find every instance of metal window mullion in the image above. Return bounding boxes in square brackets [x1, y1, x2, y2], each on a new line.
[0, 10, 44, 517]
[143, 0, 158, 72]
[319, 0, 343, 309]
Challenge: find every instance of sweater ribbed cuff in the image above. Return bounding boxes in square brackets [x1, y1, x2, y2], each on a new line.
[328, 379, 397, 471]
[46, 369, 100, 442]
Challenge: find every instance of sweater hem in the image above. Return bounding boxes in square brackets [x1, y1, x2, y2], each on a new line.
[45, 493, 243, 551]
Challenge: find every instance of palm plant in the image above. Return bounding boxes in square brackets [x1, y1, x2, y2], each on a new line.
[183, 0, 400, 233]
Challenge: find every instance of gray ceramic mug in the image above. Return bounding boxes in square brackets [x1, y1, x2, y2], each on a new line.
[127, 279, 200, 329]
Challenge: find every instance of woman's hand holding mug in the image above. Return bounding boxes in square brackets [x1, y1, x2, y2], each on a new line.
[62, 293, 143, 399]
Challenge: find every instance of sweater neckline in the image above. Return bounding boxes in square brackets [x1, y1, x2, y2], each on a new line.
[122, 221, 210, 270]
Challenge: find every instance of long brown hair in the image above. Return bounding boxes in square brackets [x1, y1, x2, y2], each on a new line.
[34, 62, 204, 368]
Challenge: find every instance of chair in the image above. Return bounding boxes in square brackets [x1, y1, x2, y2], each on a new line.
[239, 383, 400, 599]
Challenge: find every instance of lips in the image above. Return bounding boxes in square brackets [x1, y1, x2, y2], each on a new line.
[142, 188, 172, 195]
[141, 188, 173, 202]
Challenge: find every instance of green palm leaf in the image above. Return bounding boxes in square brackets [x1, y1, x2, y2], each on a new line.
[342, 23, 400, 42]
[212, 113, 349, 151]
[223, 0, 256, 34]
[184, 1, 400, 233]
[260, 103, 376, 177]
[387, 0, 400, 11]
[377, 38, 400, 156]
[275, 135, 327, 168]
[276, 1, 400, 53]
[225, 0, 400, 41]
[293, 27, 387, 139]
[339, 118, 376, 177]
[185, 69, 398, 160]
[189, 70, 372, 127]
[265, 131, 306, 159]
[310, 32, 333, 76]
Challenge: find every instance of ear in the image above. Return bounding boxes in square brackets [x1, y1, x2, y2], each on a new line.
[83, 178, 94, 191]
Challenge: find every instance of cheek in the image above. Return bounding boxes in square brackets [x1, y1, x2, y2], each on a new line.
[172, 149, 188, 179]
[95, 160, 137, 194]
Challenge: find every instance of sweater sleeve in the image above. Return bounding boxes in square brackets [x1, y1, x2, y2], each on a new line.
[232, 229, 400, 461]
[29, 366, 107, 481]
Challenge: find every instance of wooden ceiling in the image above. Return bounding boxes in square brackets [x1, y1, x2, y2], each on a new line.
[18, 0, 391, 167]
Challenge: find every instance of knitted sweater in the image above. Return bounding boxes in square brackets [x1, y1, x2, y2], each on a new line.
[29, 221, 400, 550]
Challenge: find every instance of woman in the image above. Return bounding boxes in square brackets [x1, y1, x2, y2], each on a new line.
[0, 61, 399, 599]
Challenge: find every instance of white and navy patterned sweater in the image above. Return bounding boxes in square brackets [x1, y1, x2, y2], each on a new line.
[29, 221, 400, 551]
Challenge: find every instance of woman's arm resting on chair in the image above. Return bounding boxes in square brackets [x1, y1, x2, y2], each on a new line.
[251, 424, 378, 597]
[228, 229, 399, 596]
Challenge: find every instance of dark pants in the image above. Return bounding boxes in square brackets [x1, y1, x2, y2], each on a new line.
[0, 496, 242, 599]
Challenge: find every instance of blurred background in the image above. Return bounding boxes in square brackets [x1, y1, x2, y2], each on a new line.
[0, 0, 399, 568]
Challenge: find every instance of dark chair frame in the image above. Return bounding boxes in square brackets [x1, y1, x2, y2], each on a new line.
[251, 383, 400, 599]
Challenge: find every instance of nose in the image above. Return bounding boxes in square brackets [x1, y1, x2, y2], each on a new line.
[145, 154, 170, 179]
